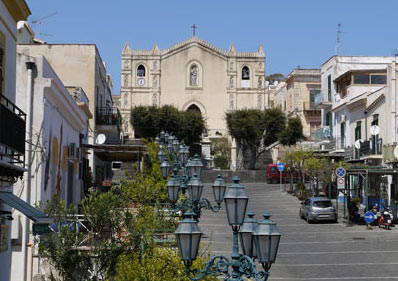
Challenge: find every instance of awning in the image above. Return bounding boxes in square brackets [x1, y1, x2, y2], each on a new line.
[0, 192, 52, 223]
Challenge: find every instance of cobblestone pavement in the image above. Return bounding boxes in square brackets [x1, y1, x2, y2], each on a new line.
[200, 182, 398, 281]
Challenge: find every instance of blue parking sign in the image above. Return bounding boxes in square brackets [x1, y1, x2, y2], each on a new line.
[277, 162, 285, 171]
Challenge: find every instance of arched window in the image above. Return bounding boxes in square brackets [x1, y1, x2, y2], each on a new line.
[190, 64, 198, 86]
[137, 65, 145, 77]
[242, 66, 250, 80]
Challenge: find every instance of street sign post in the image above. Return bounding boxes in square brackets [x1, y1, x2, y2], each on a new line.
[364, 211, 375, 224]
[277, 162, 285, 192]
[337, 177, 345, 190]
[336, 167, 346, 178]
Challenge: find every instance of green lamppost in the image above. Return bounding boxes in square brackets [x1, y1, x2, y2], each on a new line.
[175, 177, 281, 281]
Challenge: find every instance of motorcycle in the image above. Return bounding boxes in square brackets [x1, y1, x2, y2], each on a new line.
[379, 210, 392, 230]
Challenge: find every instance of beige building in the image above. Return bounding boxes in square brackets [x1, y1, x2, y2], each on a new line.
[16, 44, 116, 182]
[274, 69, 321, 140]
[120, 36, 268, 138]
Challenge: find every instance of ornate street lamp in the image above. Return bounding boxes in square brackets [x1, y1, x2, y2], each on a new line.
[164, 132, 169, 144]
[224, 176, 248, 227]
[253, 212, 281, 271]
[160, 130, 165, 142]
[187, 173, 203, 202]
[168, 134, 175, 146]
[160, 160, 171, 179]
[167, 173, 180, 203]
[239, 211, 258, 259]
[176, 177, 279, 281]
[179, 143, 190, 166]
[157, 148, 165, 163]
[189, 154, 203, 179]
[172, 138, 180, 154]
[212, 174, 227, 205]
[185, 158, 192, 178]
[175, 211, 202, 266]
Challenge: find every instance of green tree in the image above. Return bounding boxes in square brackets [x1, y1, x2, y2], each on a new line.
[226, 109, 266, 169]
[265, 73, 284, 84]
[262, 108, 286, 146]
[226, 108, 296, 169]
[130, 105, 206, 146]
[279, 117, 304, 146]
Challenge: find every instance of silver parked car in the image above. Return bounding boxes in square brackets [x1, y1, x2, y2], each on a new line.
[299, 197, 337, 223]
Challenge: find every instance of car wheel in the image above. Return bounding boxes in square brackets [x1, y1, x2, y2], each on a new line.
[306, 214, 313, 224]
[272, 178, 278, 184]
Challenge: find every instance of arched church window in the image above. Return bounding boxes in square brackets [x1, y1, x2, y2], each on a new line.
[190, 64, 198, 86]
[242, 66, 250, 80]
[137, 65, 146, 77]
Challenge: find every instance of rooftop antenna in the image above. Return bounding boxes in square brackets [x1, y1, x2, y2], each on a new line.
[335, 23, 346, 55]
[31, 12, 57, 38]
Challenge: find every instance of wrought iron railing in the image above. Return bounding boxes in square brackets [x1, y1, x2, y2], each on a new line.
[0, 94, 26, 166]
[95, 107, 122, 131]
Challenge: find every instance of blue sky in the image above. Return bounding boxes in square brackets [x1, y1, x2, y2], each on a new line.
[26, 0, 398, 95]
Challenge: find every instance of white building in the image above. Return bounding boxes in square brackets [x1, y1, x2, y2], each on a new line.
[318, 56, 393, 156]
[11, 51, 91, 281]
[16, 43, 117, 187]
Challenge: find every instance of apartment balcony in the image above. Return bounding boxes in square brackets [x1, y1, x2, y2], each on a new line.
[314, 126, 332, 141]
[303, 102, 321, 117]
[314, 91, 332, 109]
[344, 146, 361, 162]
[95, 107, 122, 134]
[324, 137, 345, 152]
[359, 139, 383, 159]
[0, 94, 26, 182]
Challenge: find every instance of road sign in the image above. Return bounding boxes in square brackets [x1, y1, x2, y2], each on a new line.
[337, 177, 345, 190]
[336, 167, 346, 178]
[277, 162, 285, 171]
[364, 211, 375, 224]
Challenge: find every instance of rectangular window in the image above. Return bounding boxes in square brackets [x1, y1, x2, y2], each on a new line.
[309, 89, 321, 109]
[371, 75, 387, 85]
[327, 75, 331, 101]
[354, 74, 370, 84]
[340, 122, 345, 148]
[355, 122, 361, 140]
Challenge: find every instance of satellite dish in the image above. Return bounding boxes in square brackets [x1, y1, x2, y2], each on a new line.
[96, 134, 106, 144]
[355, 140, 361, 149]
[370, 125, 380, 136]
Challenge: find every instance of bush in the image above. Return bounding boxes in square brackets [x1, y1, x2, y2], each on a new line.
[115, 247, 216, 281]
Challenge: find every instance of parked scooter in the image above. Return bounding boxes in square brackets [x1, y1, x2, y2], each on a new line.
[379, 209, 392, 230]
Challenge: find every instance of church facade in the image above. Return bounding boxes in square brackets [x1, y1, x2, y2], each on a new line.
[120, 36, 268, 138]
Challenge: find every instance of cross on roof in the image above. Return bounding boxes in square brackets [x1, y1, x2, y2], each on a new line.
[191, 24, 198, 37]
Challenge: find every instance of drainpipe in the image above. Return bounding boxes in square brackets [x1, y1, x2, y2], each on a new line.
[22, 61, 36, 281]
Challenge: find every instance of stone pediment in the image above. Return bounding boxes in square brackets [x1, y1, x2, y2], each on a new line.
[130, 36, 264, 58]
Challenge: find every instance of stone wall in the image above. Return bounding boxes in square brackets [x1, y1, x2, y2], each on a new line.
[202, 169, 267, 183]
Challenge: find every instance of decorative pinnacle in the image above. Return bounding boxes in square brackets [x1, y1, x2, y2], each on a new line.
[262, 211, 271, 219]
[248, 211, 256, 218]
[184, 211, 194, 219]
[232, 176, 240, 184]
